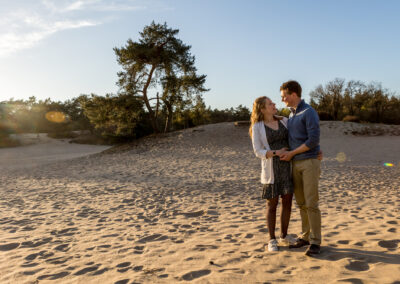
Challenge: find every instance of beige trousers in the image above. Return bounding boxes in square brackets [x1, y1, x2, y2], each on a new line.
[292, 158, 321, 245]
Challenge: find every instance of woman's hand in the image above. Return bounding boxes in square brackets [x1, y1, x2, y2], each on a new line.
[275, 149, 287, 157]
[265, 151, 274, 159]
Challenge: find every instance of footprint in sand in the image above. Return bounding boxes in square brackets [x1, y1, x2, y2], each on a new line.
[92, 267, 109, 275]
[176, 210, 205, 218]
[378, 240, 399, 249]
[21, 262, 40, 268]
[38, 250, 54, 259]
[46, 256, 72, 265]
[132, 265, 143, 272]
[116, 262, 131, 273]
[338, 278, 364, 284]
[23, 268, 45, 275]
[181, 269, 211, 281]
[54, 244, 70, 252]
[325, 231, 340, 237]
[21, 237, 52, 248]
[37, 271, 70, 280]
[51, 227, 78, 237]
[114, 280, 129, 284]
[193, 244, 219, 251]
[0, 242, 19, 251]
[73, 264, 101, 275]
[218, 268, 245, 274]
[344, 261, 370, 272]
[97, 244, 112, 249]
[137, 234, 168, 243]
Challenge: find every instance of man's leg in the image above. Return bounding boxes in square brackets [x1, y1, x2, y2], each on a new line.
[302, 159, 321, 245]
[292, 160, 310, 241]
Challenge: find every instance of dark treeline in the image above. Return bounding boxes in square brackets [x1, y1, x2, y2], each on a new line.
[0, 96, 91, 136]
[0, 94, 250, 142]
[310, 78, 400, 124]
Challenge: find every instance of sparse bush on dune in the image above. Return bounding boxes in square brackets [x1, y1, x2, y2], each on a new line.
[69, 134, 111, 145]
[318, 111, 334, 121]
[342, 115, 360, 123]
[350, 124, 400, 136]
[351, 126, 385, 136]
[47, 131, 79, 139]
[0, 136, 21, 148]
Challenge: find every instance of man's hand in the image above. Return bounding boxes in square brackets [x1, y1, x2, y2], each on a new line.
[317, 150, 323, 161]
[275, 149, 287, 157]
[280, 151, 295, 161]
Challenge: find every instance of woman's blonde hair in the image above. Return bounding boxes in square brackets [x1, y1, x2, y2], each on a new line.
[249, 96, 269, 138]
[249, 96, 282, 138]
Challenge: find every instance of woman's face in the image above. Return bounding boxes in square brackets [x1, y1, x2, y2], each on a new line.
[261, 98, 277, 117]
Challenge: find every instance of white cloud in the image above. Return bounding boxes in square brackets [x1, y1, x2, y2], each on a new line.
[40, 0, 145, 13]
[65, 1, 87, 11]
[0, 0, 145, 57]
[0, 18, 98, 57]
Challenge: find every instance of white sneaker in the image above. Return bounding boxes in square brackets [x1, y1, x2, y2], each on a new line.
[279, 235, 297, 246]
[268, 239, 279, 252]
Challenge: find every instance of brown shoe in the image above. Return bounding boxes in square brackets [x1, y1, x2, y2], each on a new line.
[305, 244, 321, 256]
[289, 238, 310, 249]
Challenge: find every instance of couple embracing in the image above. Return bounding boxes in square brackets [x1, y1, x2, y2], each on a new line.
[250, 80, 322, 256]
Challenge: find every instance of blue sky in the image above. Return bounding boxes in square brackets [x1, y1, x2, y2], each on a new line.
[0, 0, 399, 110]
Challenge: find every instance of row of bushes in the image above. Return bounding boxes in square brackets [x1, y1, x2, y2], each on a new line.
[0, 95, 251, 145]
[310, 79, 400, 124]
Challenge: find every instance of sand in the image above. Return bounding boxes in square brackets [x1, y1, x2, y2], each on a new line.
[0, 122, 399, 284]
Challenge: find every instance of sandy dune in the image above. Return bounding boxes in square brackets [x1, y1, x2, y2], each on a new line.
[0, 122, 399, 283]
[0, 134, 110, 170]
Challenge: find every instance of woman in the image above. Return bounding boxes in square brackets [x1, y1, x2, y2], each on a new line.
[249, 96, 295, 252]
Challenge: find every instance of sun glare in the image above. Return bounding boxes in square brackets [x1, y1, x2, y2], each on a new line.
[336, 152, 347, 163]
[45, 111, 66, 123]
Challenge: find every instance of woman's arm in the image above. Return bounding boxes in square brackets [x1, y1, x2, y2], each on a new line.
[251, 124, 271, 160]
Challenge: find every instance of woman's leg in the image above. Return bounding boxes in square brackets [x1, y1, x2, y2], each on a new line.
[280, 193, 293, 238]
[267, 197, 279, 240]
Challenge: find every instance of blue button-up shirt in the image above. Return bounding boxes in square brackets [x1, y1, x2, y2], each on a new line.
[287, 99, 320, 161]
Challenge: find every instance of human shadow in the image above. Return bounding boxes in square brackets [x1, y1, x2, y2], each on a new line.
[314, 246, 400, 267]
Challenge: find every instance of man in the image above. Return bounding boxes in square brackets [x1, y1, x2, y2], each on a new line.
[279, 80, 322, 256]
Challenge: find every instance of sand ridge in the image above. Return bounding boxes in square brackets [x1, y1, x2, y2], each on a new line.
[0, 122, 399, 283]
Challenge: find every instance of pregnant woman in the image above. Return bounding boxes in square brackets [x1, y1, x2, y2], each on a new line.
[249, 96, 295, 252]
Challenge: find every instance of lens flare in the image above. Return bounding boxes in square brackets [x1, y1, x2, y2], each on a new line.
[383, 163, 394, 167]
[45, 111, 66, 123]
[336, 152, 347, 163]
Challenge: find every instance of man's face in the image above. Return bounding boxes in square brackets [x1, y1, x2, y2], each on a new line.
[280, 90, 296, 107]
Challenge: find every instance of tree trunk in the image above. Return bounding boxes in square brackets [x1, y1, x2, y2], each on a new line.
[164, 103, 173, 133]
[142, 65, 160, 132]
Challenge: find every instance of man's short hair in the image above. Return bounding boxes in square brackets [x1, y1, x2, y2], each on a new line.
[280, 80, 302, 98]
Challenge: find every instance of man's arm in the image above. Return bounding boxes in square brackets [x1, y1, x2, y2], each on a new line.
[280, 108, 320, 161]
[280, 144, 309, 161]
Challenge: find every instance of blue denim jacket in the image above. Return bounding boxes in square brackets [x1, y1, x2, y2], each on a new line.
[288, 100, 320, 161]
